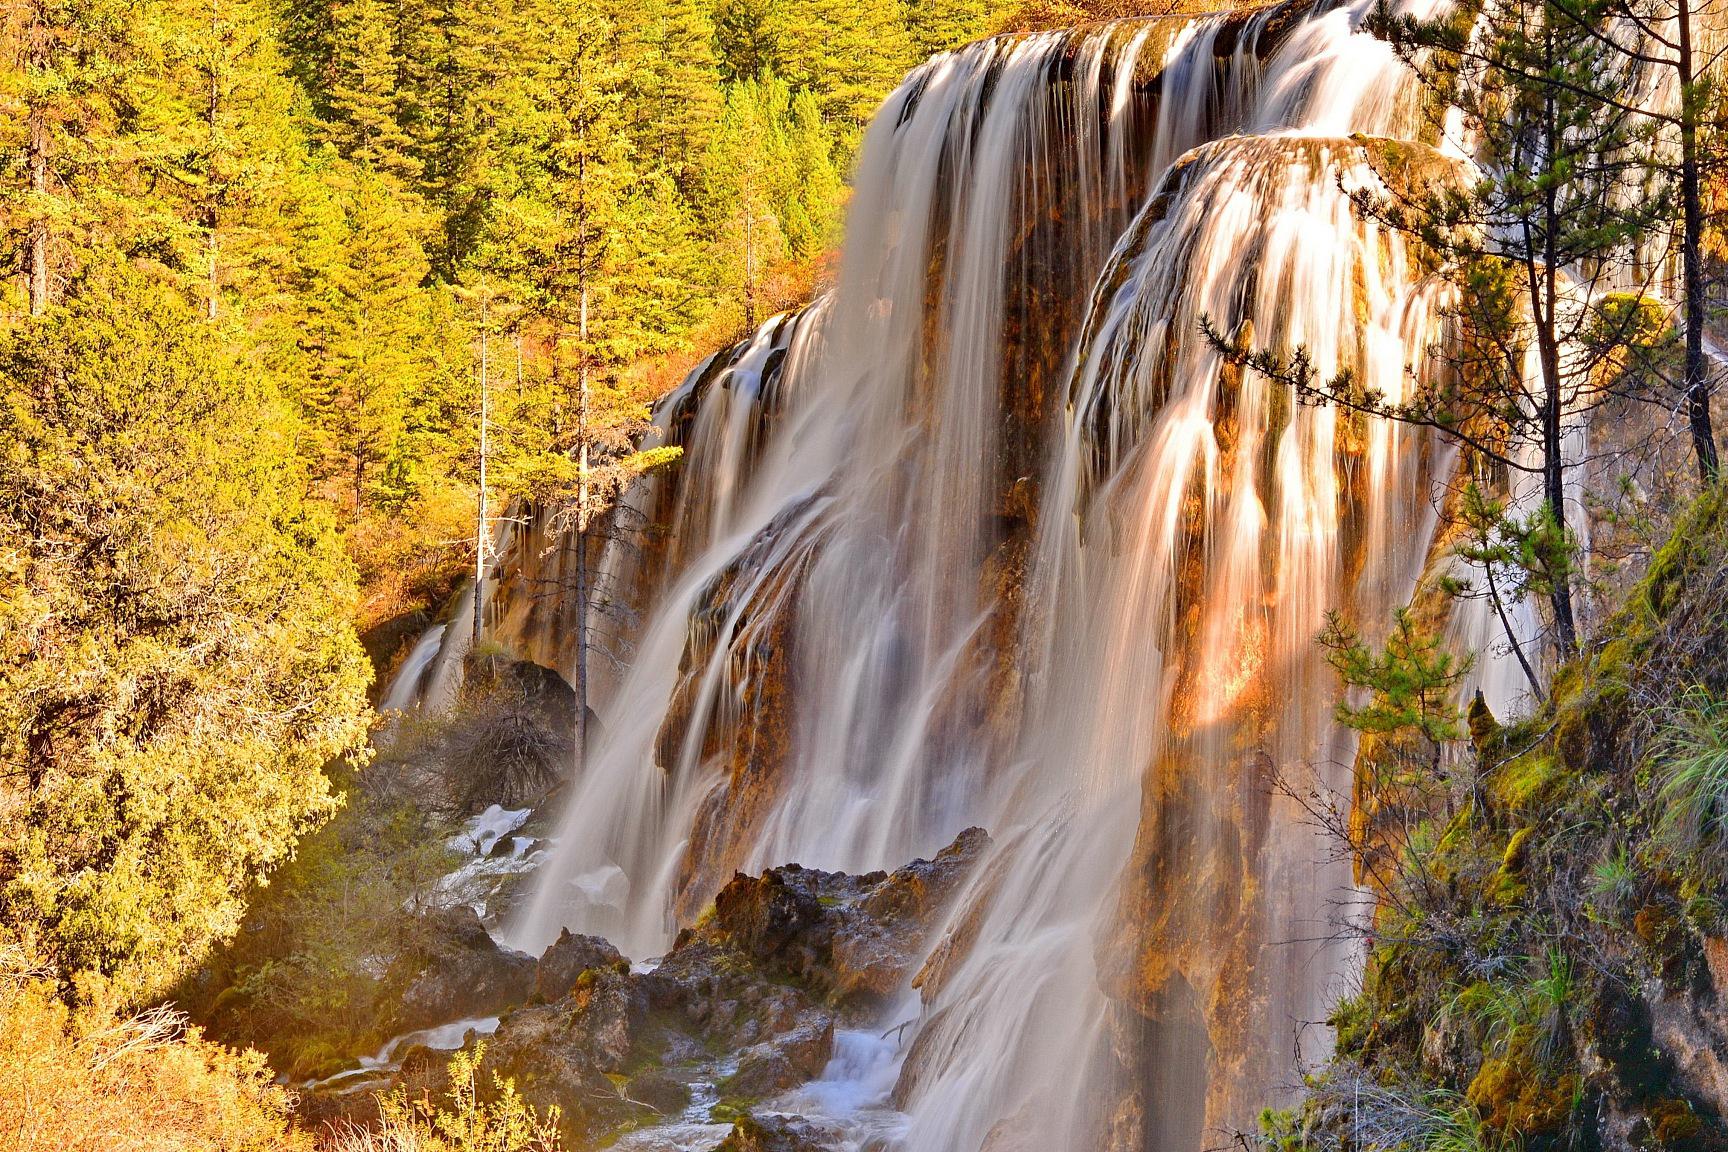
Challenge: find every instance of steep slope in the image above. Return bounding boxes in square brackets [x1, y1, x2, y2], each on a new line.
[1271, 493, 1728, 1151]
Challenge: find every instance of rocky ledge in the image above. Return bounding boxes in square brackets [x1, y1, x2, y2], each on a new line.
[417, 827, 991, 1145]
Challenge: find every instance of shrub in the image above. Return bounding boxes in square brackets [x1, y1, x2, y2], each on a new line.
[1586, 847, 1639, 921]
[0, 270, 373, 1004]
[0, 950, 309, 1151]
[321, 1044, 561, 1152]
[438, 685, 570, 812]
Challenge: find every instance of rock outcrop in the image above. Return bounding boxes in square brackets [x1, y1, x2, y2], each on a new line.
[692, 825, 991, 1005]
[711, 1113, 839, 1152]
[532, 928, 626, 1003]
[476, 828, 990, 1143]
[387, 906, 537, 1034]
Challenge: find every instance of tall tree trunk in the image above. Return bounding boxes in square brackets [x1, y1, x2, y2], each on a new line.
[206, 0, 221, 320]
[26, 4, 49, 316]
[743, 208, 756, 332]
[1538, 320, 1577, 654]
[574, 76, 591, 771]
[576, 293, 590, 770]
[1676, 0, 1719, 481]
[1538, 29, 1578, 656]
[473, 293, 489, 653]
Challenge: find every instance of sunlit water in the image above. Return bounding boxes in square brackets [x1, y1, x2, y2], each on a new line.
[377, 1, 1561, 1147]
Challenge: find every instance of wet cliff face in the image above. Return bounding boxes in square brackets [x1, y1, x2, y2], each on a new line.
[410, 1, 1543, 1148]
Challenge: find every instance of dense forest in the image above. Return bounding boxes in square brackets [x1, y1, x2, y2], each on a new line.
[3, 0, 1728, 1148]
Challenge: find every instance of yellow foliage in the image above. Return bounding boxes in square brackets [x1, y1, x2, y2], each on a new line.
[0, 967, 309, 1151]
[322, 1044, 561, 1152]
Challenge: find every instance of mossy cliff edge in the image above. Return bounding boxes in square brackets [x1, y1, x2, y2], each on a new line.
[1265, 491, 1728, 1152]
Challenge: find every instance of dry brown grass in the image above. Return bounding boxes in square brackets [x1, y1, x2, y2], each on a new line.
[0, 966, 311, 1151]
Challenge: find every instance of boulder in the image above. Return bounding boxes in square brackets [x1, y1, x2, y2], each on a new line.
[833, 826, 990, 1000]
[721, 1015, 835, 1098]
[625, 1068, 693, 1115]
[535, 928, 626, 1002]
[647, 940, 820, 1052]
[711, 1113, 837, 1152]
[495, 658, 578, 734]
[390, 906, 536, 1033]
[543, 965, 650, 1073]
[479, 1002, 641, 1140]
[694, 827, 991, 1008]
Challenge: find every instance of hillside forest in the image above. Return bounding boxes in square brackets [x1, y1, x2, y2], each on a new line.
[0, 0, 1020, 1142]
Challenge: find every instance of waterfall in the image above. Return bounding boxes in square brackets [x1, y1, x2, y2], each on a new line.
[893, 130, 1456, 1152]
[515, 15, 1195, 959]
[384, 0, 1538, 1146]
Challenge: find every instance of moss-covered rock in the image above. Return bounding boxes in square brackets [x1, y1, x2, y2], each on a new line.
[1275, 491, 1728, 1151]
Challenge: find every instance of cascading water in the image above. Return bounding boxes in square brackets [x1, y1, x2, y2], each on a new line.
[893, 130, 1460, 1152]
[515, 17, 1193, 960]
[382, 1, 1544, 1147]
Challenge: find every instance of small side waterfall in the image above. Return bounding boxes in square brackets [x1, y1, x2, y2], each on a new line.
[385, 1, 1545, 1147]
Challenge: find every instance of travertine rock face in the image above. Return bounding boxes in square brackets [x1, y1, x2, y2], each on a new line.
[1648, 934, 1728, 1120]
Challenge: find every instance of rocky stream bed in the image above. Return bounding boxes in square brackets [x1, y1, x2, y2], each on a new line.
[301, 826, 992, 1150]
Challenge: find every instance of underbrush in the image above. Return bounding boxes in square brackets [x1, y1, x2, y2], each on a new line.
[319, 1045, 561, 1152]
[196, 776, 458, 1082]
[195, 655, 569, 1083]
[0, 950, 308, 1151]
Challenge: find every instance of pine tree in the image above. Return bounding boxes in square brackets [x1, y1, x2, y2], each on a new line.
[1, 0, 136, 314]
[1224, 0, 1669, 666]
[324, 0, 418, 179]
[138, 0, 313, 318]
[1364, 0, 1671, 655]
[703, 79, 792, 332]
[1561, 0, 1728, 481]
[903, 0, 998, 58]
[1319, 607, 1471, 746]
[779, 85, 843, 259]
[394, 0, 531, 277]
[513, 0, 637, 762]
[711, 0, 779, 82]
[765, 0, 914, 129]
[297, 165, 440, 512]
[618, 0, 722, 189]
